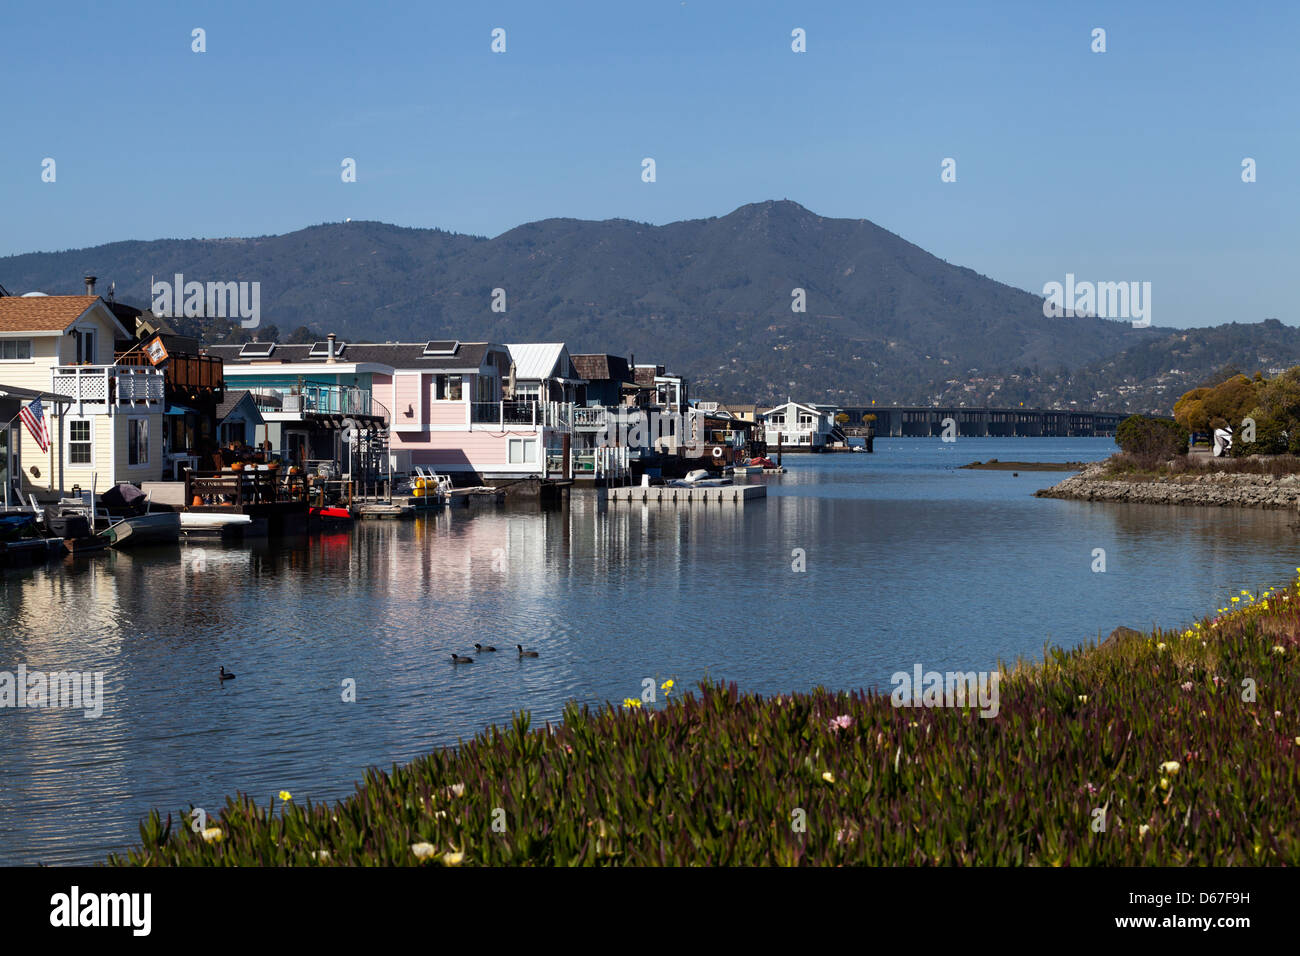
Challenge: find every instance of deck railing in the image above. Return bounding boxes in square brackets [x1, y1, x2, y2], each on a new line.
[50, 365, 165, 411]
[246, 384, 385, 419]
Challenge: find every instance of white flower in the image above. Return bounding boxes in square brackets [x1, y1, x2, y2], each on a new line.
[411, 842, 437, 861]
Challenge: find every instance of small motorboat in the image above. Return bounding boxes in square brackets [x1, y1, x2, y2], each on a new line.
[99, 512, 181, 548]
[309, 505, 354, 524]
[0, 515, 34, 540]
[668, 469, 733, 488]
[180, 512, 253, 531]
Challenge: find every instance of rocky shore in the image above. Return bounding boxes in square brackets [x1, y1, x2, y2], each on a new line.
[1035, 461, 1300, 509]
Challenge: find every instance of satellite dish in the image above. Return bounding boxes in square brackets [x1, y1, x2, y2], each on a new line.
[345, 218, 352, 223]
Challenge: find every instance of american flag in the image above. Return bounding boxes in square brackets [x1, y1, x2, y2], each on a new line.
[19, 397, 49, 454]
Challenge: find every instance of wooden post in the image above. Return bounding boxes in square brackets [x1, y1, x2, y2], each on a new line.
[777, 433, 783, 467]
[562, 432, 571, 481]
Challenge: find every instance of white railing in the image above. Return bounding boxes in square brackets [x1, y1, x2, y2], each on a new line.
[50, 365, 164, 412]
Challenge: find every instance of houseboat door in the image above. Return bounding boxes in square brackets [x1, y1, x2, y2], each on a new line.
[1, 425, 17, 508]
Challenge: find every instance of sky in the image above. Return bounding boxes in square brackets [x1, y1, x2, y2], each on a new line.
[1, 0, 1296, 328]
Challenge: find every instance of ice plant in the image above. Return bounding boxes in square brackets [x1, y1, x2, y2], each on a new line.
[411, 842, 437, 861]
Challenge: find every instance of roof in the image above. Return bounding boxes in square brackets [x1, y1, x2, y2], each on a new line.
[206, 341, 499, 372]
[505, 343, 570, 381]
[215, 390, 265, 424]
[0, 295, 108, 333]
[572, 354, 631, 383]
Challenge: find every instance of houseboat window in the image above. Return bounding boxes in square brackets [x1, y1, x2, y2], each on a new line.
[799, 414, 814, 426]
[0, 339, 33, 360]
[436, 375, 463, 401]
[769, 413, 785, 425]
[128, 418, 149, 466]
[514, 383, 540, 402]
[475, 375, 495, 403]
[69, 420, 92, 465]
[75, 329, 96, 364]
[508, 438, 537, 464]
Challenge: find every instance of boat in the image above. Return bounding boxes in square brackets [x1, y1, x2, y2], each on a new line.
[63, 534, 110, 554]
[99, 512, 181, 548]
[0, 515, 34, 540]
[309, 505, 354, 524]
[180, 512, 254, 531]
[668, 469, 734, 488]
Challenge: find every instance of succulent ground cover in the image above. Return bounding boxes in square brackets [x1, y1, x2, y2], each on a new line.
[110, 580, 1300, 866]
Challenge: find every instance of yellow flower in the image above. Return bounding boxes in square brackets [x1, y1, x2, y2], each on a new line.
[1160, 760, 1181, 774]
[411, 842, 437, 861]
[1231, 597, 1240, 603]
[1273, 646, 1286, 654]
[447, 783, 465, 798]
[1156, 642, 1167, 651]
[443, 850, 465, 866]
[821, 771, 835, 784]
[1160, 777, 1170, 790]
[622, 697, 642, 708]
[201, 827, 223, 843]
[279, 790, 292, 801]
[661, 679, 674, 690]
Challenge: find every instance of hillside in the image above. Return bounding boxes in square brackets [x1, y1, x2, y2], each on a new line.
[0, 201, 1278, 407]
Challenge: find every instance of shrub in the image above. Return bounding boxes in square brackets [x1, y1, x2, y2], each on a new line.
[1116, 415, 1188, 464]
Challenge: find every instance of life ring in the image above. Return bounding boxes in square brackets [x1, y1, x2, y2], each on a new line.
[711, 446, 724, 459]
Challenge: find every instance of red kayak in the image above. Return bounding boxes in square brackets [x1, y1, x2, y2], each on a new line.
[310, 506, 354, 522]
[746, 456, 777, 469]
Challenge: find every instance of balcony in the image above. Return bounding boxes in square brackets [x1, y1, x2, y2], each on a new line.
[247, 384, 387, 421]
[470, 400, 542, 426]
[50, 365, 165, 413]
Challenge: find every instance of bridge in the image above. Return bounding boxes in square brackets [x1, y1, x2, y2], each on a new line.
[835, 406, 1125, 438]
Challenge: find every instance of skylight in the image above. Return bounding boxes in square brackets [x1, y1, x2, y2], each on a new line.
[309, 340, 345, 358]
[238, 341, 275, 358]
[422, 340, 459, 356]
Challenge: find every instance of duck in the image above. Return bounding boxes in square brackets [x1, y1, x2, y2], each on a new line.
[474, 643, 497, 653]
[516, 644, 539, 658]
[219, 666, 236, 681]
[451, 654, 475, 664]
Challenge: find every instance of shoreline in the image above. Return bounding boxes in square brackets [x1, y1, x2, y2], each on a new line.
[1036, 461, 1300, 509]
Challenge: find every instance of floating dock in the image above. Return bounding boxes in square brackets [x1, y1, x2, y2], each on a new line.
[602, 484, 766, 505]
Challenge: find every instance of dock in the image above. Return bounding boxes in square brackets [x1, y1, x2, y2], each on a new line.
[602, 484, 766, 505]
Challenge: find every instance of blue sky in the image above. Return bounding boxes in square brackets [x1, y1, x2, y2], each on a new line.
[2, 0, 1296, 327]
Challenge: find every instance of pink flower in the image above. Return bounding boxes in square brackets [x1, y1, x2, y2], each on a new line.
[1180, 681, 1194, 691]
[828, 715, 853, 733]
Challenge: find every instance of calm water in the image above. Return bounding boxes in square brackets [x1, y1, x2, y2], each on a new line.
[3, 437, 1298, 865]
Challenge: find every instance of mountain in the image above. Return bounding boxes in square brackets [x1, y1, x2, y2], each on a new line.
[0, 200, 1285, 408]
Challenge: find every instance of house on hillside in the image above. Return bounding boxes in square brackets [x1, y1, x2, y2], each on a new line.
[0, 293, 166, 498]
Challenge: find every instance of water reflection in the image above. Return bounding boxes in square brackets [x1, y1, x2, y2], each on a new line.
[3, 439, 1299, 863]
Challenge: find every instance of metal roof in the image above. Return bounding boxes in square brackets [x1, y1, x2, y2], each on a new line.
[505, 343, 570, 381]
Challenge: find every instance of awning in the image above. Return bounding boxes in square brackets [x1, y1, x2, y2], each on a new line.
[164, 405, 198, 417]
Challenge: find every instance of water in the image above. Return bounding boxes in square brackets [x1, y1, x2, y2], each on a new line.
[3, 437, 1297, 865]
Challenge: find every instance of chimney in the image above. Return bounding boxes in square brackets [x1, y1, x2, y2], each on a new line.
[84, 275, 97, 296]
[326, 332, 337, 363]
